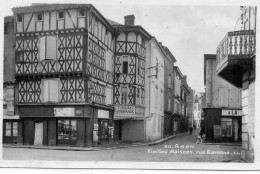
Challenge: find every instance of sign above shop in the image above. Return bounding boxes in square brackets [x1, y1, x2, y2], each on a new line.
[54, 107, 75, 117]
[98, 109, 109, 119]
[114, 105, 135, 116]
[222, 109, 242, 116]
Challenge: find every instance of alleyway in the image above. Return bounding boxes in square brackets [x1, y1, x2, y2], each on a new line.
[3, 130, 242, 162]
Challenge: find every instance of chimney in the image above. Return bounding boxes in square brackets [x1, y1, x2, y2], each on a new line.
[124, 15, 135, 26]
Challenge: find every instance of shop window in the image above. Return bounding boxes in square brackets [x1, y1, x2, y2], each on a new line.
[121, 86, 127, 104]
[78, 9, 85, 17]
[5, 121, 18, 137]
[221, 118, 232, 137]
[17, 14, 23, 22]
[58, 11, 64, 19]
[58, 120, 77, 140]
[39, 36, 57, 60]
[37, 13, 43, 21]
[41, 79, 59, 102]
[122, 56, 128, 74]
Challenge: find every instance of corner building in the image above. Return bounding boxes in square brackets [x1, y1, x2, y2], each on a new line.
[12, 4, 117, 147]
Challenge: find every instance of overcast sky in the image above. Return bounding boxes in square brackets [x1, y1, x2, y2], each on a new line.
[2, 0, 245, 92]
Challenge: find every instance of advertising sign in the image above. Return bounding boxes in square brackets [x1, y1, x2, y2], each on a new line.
[54, 107, 75, 117]
[98, 109, 109, 119]
[222, 109, 242, 116]
[114, 105, 135, 116]
[213, 125, 222, 138]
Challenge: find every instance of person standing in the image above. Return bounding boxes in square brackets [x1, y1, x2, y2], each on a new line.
[189, 127, 193, 135]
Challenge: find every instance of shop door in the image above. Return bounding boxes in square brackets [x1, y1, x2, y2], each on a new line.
[98, 120, 109, 145]
[34, 122, 43, 145]
[233, 118, 239, 141]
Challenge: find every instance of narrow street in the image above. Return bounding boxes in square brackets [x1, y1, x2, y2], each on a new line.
[3, 130, 242, 162]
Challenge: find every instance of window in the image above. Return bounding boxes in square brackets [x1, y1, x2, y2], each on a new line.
[94, 24, 98, 37]
[168, 74, 171, 88]
[168, 95, 171, 111]
[78, 9, 85, 17]
[58, 120, 77, 140]
[5, 121, 18, 137]
[58, 11, 64, 19]
[105, 87, 113, 105]
[122, 56, 128, 74]
[136, 88, 140, 105]
[37, 13, 43, 21]
[39, 36, 57, 60]
[137, 59, 141, 76]
[121, 86, 127, 104]
[16, 52, 23, 62]
[17, 14, 23, 22]
[42, 79, 59, 102]
[221, 118, 232, 137]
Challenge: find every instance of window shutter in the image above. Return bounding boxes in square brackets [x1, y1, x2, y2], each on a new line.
[43, 80, 49, 102]
[49, 80, 59, 102]
[39, 37, 46, 61]
[46, 36, 57, 60]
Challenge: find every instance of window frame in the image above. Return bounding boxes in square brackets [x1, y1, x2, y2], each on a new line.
[4, 121, 18, 137]
[57, 119, 77, 141]
[58, 11, 65, 20]
[37, 13, 43, 21]
[122, 56, 129, 74]
[78, 9, 85, 17]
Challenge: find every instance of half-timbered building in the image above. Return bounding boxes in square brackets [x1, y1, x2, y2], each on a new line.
[108, 15, 157, 142]
[12, 4, 117, 147]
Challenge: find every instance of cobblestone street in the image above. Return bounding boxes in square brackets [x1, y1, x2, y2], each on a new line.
[3, 130, 243, 162]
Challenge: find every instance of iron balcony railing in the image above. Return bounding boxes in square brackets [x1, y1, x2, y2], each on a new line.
[216, 30, 255, 67]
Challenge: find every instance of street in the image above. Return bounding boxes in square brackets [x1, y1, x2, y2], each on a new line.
[2, 130, 242, 162]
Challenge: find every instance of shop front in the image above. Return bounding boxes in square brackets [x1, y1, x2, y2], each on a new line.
[203, 108, 242, 142]
[18, 105, 114, 147]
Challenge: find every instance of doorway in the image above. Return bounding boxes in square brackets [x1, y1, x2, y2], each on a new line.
[34, 122, 43, 145]
[98, 119, 109, 145]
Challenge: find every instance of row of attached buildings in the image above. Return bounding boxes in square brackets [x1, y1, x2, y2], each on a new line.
[203, 6, 256, 162]
[3, 4, 192, 147]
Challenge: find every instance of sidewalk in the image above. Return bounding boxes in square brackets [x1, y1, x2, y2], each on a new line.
[3, 133, 184, 151]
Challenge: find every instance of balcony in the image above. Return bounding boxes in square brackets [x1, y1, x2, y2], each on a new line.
[216, 30, 255, 87]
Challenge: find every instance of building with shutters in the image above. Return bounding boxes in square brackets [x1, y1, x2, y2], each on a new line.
[203, 54, 242, 143]
[10, 4, 117, 147]
[215, 6, 256, 162]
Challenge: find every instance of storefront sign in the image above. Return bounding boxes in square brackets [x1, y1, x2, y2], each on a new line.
[54, 107, 75, 117]
[98, 110, 109, 119]
[222, 109, 242, 116]
[114, 105, 135, 115]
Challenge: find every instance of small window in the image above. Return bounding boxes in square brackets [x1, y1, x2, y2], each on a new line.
[58, 11, 64, 19]
[37, 13, 43, 21]
[5, 121, 18, 137]
[78, 9, 85, 17]
[17, 14, 23, 22]
[122, 56, 128, 74]
[121, 87, 127, 104]
[16, 52, 23, 62]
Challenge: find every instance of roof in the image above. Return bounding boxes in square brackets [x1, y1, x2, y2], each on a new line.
[162, 46, 176, 63]
[174, 66, 183, 79]
[111, 25, 152, 39]
[12, 3, 117, 35]
[204, 54, 216, 86]
[152, 37, 167, 57]
[106, 18, 122, 25]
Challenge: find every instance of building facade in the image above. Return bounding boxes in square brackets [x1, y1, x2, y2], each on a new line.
[11, 4, 117, 147]
[204, 54, 242, 142]
[215, 6, 256, 162]
[186, 86, 194, 128]
[3, 16, 20, 144]
[180, 76, 190, 133]
[162, 45, 176, 137]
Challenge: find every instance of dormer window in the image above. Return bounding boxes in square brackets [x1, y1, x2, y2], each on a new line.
[78, 9, 85, 17]
[17, 14, 23, 22]
[58, 11, 64, 19]
[37, 13, 43, 21]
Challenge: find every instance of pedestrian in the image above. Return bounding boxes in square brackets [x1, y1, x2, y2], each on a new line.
[196, 128, 206, 144]
[189, 127, 193, 135]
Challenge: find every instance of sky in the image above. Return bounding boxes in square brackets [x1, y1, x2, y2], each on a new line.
[1, 0, 245, 92]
